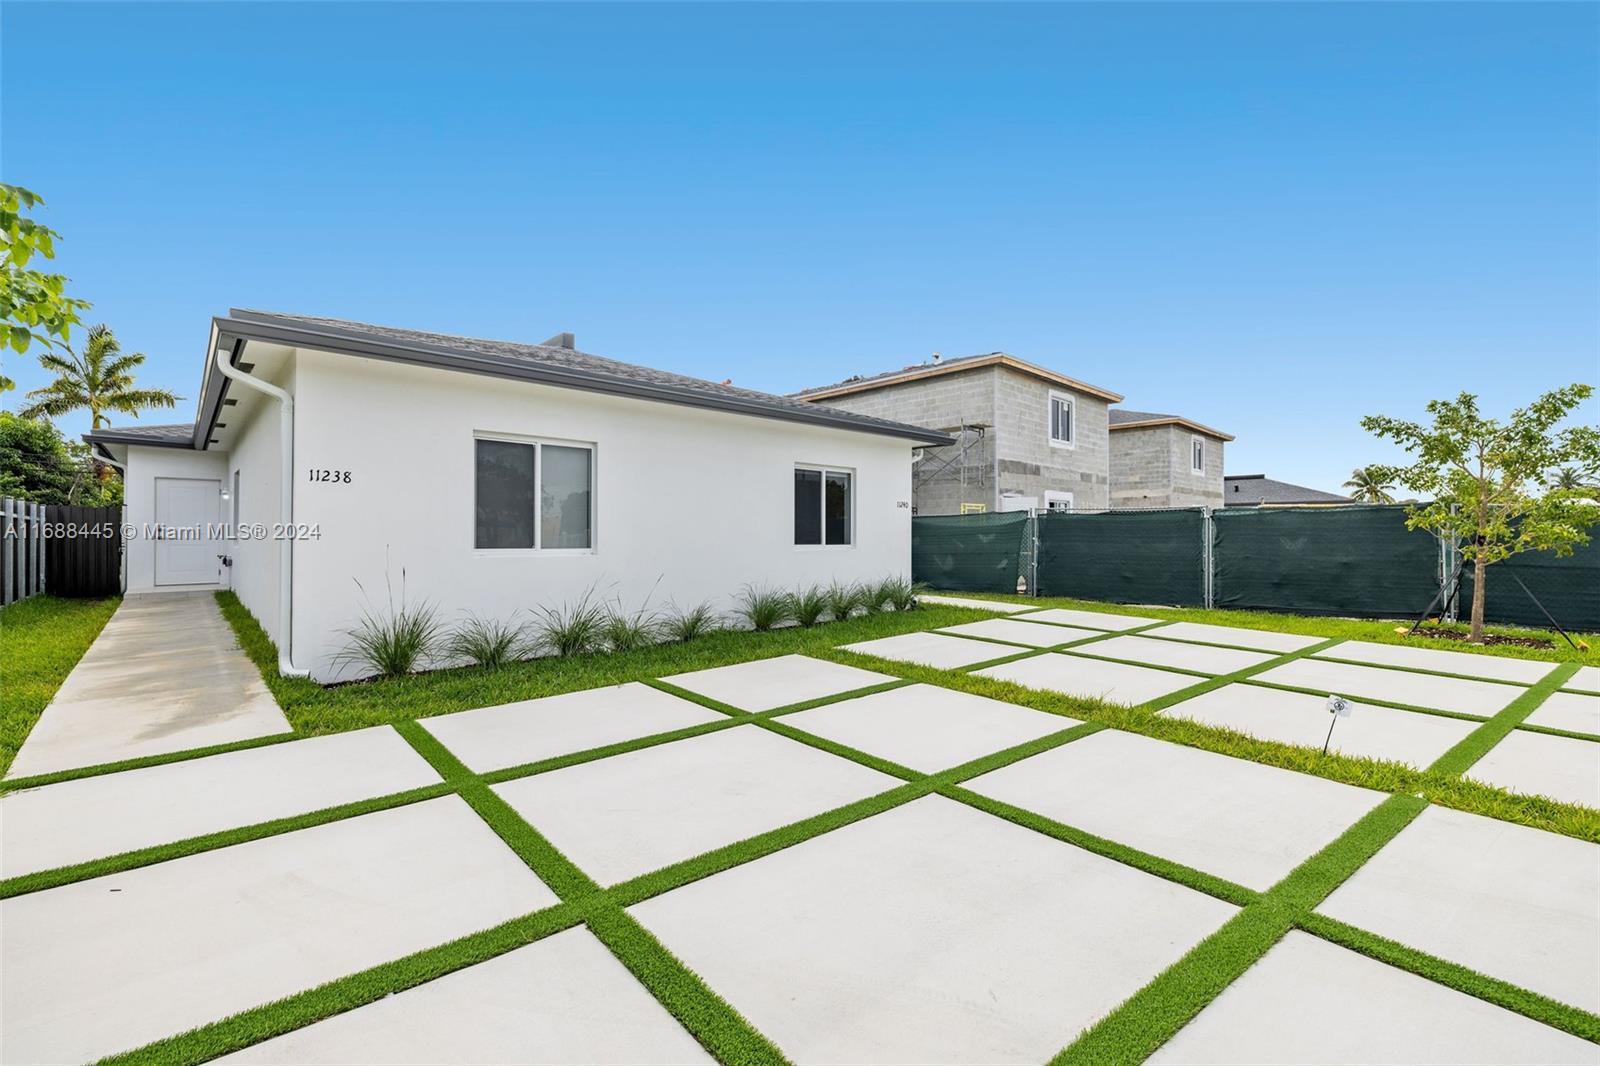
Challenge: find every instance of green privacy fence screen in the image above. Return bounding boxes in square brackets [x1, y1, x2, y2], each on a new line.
[1458, 536, 1600, 632]
[1210, 505, 1441, 618]
[1035, 510, 1206, 606]
[910, 511, 1028, 593]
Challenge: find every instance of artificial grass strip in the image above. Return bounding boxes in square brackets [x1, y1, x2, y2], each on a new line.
[1429, 663, 1582, 776]
[0, 730, 300, 794]
[1054, 795, 1427, 1065]
[98, 903, 587, 1066]
[584, 905, 792, 1066]
[0, 594, 120, 780]
[1297, 911, 1600, 1043]
[0, 781, 453, 899]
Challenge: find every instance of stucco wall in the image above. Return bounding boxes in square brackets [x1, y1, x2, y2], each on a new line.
[223, 378, 287, 645]
[812, 368, 997, 515]
[122, 446, 230, 593]
[277, 349, 916, 681]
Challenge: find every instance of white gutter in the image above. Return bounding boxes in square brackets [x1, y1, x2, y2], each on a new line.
[213, 342, 311, 678]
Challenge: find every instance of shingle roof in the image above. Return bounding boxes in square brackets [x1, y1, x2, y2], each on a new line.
[795, 352, 1124, 403]
[212, 310, 951, 447]
[83, 422, 195, 447]
[1224, 475, 1349, 506]
[1108, 408, 1234, 441]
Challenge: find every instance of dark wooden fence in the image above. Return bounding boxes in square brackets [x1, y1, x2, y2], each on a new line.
[44, 505, 123, 598]
[0, 497, 123, 605]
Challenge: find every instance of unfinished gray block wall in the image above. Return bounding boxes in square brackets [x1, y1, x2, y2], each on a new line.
[991, 368, 1111, 511]
[813, 368, 998, 515]
[1108, 424, 1225, 508]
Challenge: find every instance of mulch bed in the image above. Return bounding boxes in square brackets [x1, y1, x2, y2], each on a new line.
[1406, 626, 1554, 650]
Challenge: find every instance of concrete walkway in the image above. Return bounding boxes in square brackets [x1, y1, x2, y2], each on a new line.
[6, 593, 291, 779]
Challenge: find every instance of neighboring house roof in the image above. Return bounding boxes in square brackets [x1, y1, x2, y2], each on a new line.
[82, 422, 196, 449]
[796, 352, 1124, 404]
[1224, 474, 1349, 506]
[85, 310, 953, 451]
[1108, 408, 1235, 442]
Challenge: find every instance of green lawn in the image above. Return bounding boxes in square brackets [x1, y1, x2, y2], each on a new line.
[0, 595, 120, 778]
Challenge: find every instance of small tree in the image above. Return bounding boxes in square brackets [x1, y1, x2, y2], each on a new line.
[1361, 385, 1600, 642]
[1, 184, 92, 390]
[1342, 465, 1396, 504]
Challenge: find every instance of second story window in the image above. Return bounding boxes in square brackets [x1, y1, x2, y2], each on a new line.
[1048, 392, 1075, 447]
[1191, 435, 1206, 474]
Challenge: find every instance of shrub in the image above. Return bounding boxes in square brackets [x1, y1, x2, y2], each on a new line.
[735, 583, 795, 631]
[660, 601, 722, 643]
[791, 584, 829, 627]
[878, 575, 926, 612]
[529, 589, 609, 657]
[446, 614, 526, 670]
[857, 578, 892, 615]
[334, 573, 443, 679]
[603, 605, 661, 653]
[824, 581, 864, 622]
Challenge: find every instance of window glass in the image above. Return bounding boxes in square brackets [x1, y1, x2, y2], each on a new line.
[825, 471, 852, 544]
[1050, 396, 1073, 443]
[794, 468, 822, 544]
[476, 440, 537, 548]
[1192, 437, 1205, 472]
[541, 445, 593, 549]
[231, 471, 241, 529]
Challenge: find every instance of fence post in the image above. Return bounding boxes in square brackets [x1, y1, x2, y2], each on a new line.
[1201, 507, 1215, 609]
[1, 497, 11, 605]
[1029, 511, 1040, 596]
[29, 500, 42, 598]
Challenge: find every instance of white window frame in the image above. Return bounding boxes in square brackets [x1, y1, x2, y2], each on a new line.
[1047, 391, 1076, 449]
[473, 432, 597, 554]
[1190, 434, 1206, 475]
[794, 463, 855, 549]
[1044, 490, 1074, 513]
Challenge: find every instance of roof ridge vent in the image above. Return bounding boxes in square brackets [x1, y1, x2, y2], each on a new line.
[541, 331, 575, 349]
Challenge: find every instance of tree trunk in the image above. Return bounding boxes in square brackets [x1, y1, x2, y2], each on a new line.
[1469, 554, 1488, 643]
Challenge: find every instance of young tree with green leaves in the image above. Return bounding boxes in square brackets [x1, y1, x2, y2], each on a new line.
[19, 323, 180, 429]
[1342, 465, 1396, 504]
[1361, 385, 1600, 642]
[1, 184, 92, 391]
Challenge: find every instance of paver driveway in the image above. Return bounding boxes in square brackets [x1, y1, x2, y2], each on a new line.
[2, 602, 1596, 1065]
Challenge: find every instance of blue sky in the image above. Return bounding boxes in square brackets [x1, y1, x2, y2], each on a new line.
[3, 2, 1595, 492]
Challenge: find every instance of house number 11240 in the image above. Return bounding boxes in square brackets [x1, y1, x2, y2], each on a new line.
[308, 469, 352, 484]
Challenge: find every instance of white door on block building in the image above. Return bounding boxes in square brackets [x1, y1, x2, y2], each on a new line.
[999, 494, 1038, 513]
[154, 477, 222, 586]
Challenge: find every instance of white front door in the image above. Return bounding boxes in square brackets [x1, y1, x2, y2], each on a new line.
[999, 494, 1038, 513]
[155, 477, 222, 586]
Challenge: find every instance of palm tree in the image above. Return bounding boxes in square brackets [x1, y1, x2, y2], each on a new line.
[1548, 467, 1598, 498]
[1343, 465, 1396, 504]
[19, 324, 180, 429]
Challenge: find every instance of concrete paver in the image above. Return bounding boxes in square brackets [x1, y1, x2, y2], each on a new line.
[976, 652, 1199, 705]
[1144, 622, 1324, 653]
[781, 683, 1075, 773]
[0, 726, 439, 879]
[1016, 607, 1161, 631]
[1152, 930, 1599, 1065]
[7, 593, 291, 779]
[629, 796, 1236, 1065]
[1564, 666, 1600, 694]
[916, 595, 1035, 613]
[215, 927, 712, 1065]
[1253, 657, 1520, 717]
[937, 617, 1100, 648]
[1317, 640, 1556, 685]
[494, 726, 898, 885]
[0, 797, 554, 1065]
[419, 682, 723, 773]
[659, 654, 895, 712]
[1160, 684, 1477, 768]
[969, 730, 1387, 890]
[1080, 634, 1277, 675]
[1318, 805, 1600, 1013]
[1526, 691, 1600, 736]
[1466, 730, 1600, 809]
[837, 631, 1014, 669]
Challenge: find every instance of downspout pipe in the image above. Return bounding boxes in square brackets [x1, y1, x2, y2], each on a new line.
[213, 343, 311, 678]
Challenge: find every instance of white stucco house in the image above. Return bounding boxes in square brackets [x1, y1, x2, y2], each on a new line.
[86, 310, 950, 682]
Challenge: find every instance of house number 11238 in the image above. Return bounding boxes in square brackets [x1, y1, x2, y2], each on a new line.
[308, 469, 352, 484]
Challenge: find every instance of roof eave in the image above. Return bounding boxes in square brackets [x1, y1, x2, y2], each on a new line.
[1108, 417, 1235, 442]
[207, 313, 953, 448]
[801, 354, 1124, 404]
